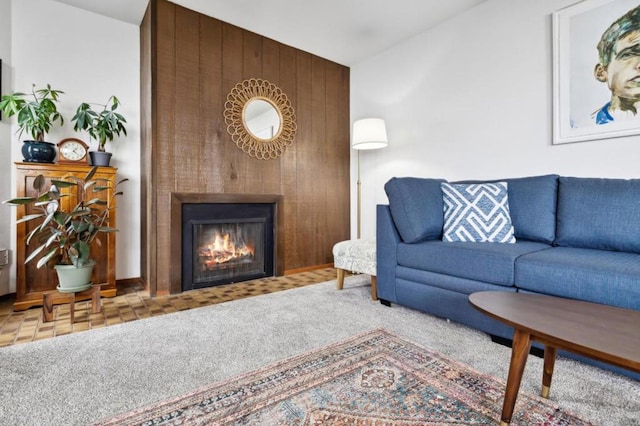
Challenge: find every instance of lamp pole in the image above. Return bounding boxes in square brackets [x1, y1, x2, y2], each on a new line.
[357, 150, 362, 239]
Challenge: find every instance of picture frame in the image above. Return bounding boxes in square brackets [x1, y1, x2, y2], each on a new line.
[552, 0, 640, 144]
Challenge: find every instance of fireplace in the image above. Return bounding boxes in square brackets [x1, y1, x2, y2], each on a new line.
[171, 194, 284, 293]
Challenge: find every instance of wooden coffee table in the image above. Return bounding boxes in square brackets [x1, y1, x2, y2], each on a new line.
[469, 291, 640, 426]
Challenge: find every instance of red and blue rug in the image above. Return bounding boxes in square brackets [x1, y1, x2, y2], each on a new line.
[99, 328, 591, 425]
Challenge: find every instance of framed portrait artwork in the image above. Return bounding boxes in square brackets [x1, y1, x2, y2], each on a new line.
[553, 0, 640, 144]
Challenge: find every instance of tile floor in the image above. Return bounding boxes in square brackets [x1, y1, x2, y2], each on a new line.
[0, 268, 338, 348]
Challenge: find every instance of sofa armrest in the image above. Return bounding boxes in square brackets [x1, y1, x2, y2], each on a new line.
[377, 204, 401, 302]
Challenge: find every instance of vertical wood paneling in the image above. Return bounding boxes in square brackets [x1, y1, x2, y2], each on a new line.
[174, 6, 201, 193]
[325, 61, 350, 261]
[279, 45, 298, 267]
[261, 38, 283, 195]
[153, 0, 176, 294]
[200, 16, 224, 193]
[140, 3, 152, 288]
[295, 51, 313, 265]
[221, 23, 244, 194]
[241, 31, 266, 194]
[143, 0, 350, 294]
[311, 56, 327, 262]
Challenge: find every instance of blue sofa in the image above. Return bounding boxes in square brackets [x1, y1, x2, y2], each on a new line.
[377, 174, 640, 379]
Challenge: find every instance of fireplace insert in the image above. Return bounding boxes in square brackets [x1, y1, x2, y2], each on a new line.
[182, 203, 275, 291]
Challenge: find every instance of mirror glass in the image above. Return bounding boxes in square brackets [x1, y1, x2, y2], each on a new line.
[243, 99, 281, 140]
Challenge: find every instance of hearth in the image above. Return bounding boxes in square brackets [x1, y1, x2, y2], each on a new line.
[171, 194, 284, 293]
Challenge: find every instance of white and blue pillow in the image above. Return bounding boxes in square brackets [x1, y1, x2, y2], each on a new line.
[441, 182, 516, 243]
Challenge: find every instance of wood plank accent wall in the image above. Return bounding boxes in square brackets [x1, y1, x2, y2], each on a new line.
[140, 0, 350, 295]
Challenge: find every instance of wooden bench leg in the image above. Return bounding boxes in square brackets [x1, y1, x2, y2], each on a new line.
[337, 268, 345, 290]
[91, 284, 102, 314]
[42, 292, 55, 322]
[69, 293, 76, 324]
[371, 276, 378, 301]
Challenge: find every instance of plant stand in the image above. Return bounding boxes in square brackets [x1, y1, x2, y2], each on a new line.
[42, 284, 102, 323]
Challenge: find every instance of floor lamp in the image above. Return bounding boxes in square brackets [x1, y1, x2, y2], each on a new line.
[352, 118, 388, 239]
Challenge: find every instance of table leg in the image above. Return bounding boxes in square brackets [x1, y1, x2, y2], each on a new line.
[541, 346, 557, 398]
[501, 328, 531, 426]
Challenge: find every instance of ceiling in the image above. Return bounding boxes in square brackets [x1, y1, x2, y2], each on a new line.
[52, 0, 487, 66]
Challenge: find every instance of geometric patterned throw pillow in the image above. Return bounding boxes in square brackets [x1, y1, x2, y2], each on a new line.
[441, 182, 516, 243]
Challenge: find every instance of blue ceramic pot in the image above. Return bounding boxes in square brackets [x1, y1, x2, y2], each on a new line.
[21, 140, 56, 163]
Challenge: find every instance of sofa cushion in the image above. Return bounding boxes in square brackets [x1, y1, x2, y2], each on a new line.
[384, 177, 446, 243]
[441, 182, 515, 243]
[454, 175, 558, 244]
[397, 240, 551, 287]
[515, 247, 640, 310]
[555, 177, 640, 253]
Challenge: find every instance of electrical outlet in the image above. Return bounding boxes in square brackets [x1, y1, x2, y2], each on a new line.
[0, 249, 8, 267]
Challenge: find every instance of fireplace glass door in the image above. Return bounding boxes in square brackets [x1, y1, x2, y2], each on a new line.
[181, 202, 276, 291]
[193, 219, 265, 285]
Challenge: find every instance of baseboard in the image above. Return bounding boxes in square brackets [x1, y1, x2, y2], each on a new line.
[284, 263, 334, 275]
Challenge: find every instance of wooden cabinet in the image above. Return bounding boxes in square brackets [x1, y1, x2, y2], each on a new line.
[13, 163, 118, 311]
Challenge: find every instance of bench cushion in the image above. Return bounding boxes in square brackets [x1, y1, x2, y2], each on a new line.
[333, 239, 376, 276]
[397, 240, 551, 287]
[515, 247, 640, 310]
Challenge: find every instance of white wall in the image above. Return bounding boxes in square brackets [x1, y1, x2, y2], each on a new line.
[0, 1, 12, 295]
[0, 0, 140, 295]
[351, 0, 640, 239]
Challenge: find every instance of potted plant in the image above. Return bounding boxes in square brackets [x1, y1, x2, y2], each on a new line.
[71, 95, 127, 167]
[0, 84, 64, 163]
[3, 166, 126, 292]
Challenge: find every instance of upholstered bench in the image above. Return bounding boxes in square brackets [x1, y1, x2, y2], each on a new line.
[332, 239, 377, 300]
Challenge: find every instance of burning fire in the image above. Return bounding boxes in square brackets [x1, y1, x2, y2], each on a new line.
[198, 231, 254, 270]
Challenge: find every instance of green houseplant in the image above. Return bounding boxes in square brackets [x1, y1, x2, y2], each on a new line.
[0, 84, 64, 163]
[3, 166, 126, 292]
[71, 95, 127, 166]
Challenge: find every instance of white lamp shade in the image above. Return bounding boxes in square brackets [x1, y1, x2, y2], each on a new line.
[352, 118, 388, 150]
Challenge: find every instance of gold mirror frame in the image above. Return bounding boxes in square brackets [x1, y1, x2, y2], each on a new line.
[224, 78, 297, 160]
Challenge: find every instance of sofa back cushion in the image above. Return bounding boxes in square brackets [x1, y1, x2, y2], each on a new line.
[384, 177, 445, 243]
[555, 177, 640, 253]
[453, 175, 559, 244]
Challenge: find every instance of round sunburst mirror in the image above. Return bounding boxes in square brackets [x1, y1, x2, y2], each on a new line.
[224, 78, 297, 160]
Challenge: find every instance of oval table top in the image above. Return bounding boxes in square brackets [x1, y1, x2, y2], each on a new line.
[468, 291, 640, 373]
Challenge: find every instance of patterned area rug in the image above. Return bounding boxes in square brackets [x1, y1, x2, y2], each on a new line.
[98, 329, 592, 425]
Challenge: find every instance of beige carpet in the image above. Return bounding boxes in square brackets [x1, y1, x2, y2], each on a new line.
[0, 275, 638, 425]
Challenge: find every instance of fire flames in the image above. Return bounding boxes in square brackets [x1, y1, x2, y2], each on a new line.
[198, 231, 254, 270]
